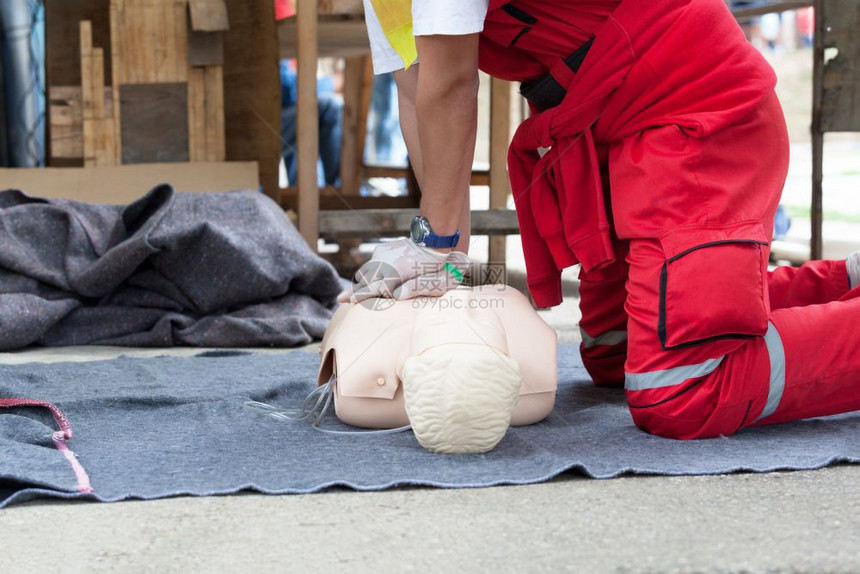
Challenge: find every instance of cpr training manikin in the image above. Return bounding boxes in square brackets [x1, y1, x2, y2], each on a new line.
[318, 286, 557, 454]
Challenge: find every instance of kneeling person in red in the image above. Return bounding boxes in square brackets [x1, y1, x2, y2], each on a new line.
[347, 0, 860, 439]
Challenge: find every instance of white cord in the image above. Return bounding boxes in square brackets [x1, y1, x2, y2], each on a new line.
[243, 375, 411, 436]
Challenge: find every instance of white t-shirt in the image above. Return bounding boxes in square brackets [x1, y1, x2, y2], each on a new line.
[362, 0, 490, 74]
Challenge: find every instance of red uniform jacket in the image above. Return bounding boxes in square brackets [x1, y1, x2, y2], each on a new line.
[478, 0, 776, 307]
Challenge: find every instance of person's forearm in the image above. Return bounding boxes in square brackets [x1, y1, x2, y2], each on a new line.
[409, 34, 478, 253]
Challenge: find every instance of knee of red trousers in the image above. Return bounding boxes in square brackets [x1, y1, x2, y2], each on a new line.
[581, 342, 626, 388]
[625, 337, 773, 439]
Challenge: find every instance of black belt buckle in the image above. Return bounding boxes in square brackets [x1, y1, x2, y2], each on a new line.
[519, 37, 595, 112]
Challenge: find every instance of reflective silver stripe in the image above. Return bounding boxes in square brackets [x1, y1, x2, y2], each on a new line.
[756, 322, 786, 421]
[580, 327, 628, 349]
[625, 356, 725, 391]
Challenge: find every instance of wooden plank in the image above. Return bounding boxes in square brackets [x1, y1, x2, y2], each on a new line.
[189, 31, 225, 66]
[114, 0, 188, 84]
[340, 56, 367, 196]
[223, 0, 282, 199]
[95, 117, 118, 166]
[120, 83, 190, 164]
[49, 86, 114, 160]
[296, 0, 320, 248]
[188, 68, 208, 161]
[90, 47, 118, 167]
[316, 208, 520, 238]
[489, 77, 513, 264]
[820, 0, 860, 132]
[0, 163, 260, 204]
[109, 0, 123, 160]
[80, 21, 96, 167]
[172, 0, 191, 82]
[91, 48, 106, 119]
[49, 87, 84, 159]
[318, 0, 364, 15]
[280, 187, 421, 211]
[811, 0, 826, 260]
[189, 0, 230, 32]
[204, 66, 226, 161]
[279, 19, 370, 59]
[357, 164, 490, 185]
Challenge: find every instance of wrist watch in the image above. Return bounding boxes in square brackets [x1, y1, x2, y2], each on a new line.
[409, 215, 461, 249]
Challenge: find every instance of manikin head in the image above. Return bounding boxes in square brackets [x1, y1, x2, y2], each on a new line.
[318, 286, 557, 454]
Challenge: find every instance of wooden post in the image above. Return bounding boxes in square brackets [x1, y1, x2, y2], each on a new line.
[80, 21, 95, 167]
[810, 0, 825, 261]
[297, 0, 320, 250]
[340, 56, 368, 197]
[109, 0, 123, 162]
[489, 77, 513, 266]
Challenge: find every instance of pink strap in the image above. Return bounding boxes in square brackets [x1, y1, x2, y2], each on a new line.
[0, 398, 94, 494]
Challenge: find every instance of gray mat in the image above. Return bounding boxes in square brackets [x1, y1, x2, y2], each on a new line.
[2, 345, 860, 508]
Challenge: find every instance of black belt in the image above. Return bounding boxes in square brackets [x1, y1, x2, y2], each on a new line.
[520, 37, 595, 112]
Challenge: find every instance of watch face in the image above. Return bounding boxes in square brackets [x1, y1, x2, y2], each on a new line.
[410, 217, 427, 243]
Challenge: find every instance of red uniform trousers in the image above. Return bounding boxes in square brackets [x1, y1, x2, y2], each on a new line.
[578, 92, 860, 439]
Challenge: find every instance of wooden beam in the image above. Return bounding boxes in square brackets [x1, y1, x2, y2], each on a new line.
[340, 56, 367, 196]
[810, 0, 825, 260]
[188, 67, 207, 161]
[109, 0, 122, 161]
[48, 86, 84, 159]
[279, 20, 370, 59]
[317, 208, 520, 238]
[204, 65, 226, 161]
[279, 187, 420, 211]
[80, 21, 96, 167]
[112, 0, 189, 84]
[489, 77, 513, 264]
[223, 0, 281, 199]
[296, 0, 320, 249]
[818, 0, 860, 132]
[188, 0, 230, 31]
[318, 0, 363, 14]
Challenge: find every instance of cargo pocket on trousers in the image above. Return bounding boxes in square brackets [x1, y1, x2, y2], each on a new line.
[657, 223, 770, 350]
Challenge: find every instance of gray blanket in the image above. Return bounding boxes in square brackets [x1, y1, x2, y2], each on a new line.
[0, 187, 342, 349]
[1, 345, 859, 508]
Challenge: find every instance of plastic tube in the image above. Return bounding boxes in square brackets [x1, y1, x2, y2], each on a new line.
[243, 376, 411, 436]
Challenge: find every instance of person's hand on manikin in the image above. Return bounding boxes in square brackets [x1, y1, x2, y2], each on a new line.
[338, 238, 471, 303]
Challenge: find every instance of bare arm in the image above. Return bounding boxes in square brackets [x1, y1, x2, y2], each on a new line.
[393, 34, 479, 253]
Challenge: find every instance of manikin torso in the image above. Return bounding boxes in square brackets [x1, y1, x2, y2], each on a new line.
[318, 286, 558, 430]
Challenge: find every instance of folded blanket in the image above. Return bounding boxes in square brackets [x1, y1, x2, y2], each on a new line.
[0, 186, 342, 349]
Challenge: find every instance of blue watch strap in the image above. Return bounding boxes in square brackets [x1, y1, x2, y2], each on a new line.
[423, 229, 461, 249]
